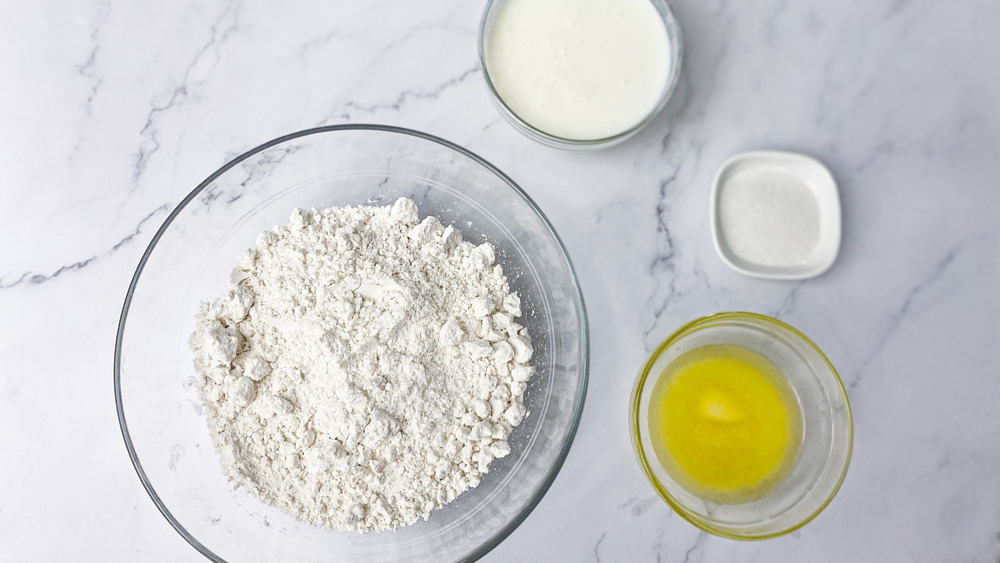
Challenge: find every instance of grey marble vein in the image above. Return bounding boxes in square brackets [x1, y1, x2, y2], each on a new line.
[849, 243, 961, 390]
[643, 170, 681, 345]
[763, 0, 789, 47]
[593, 531, 608, 563]
[343, 66, 481, 115]
[0, 203, 170, 289]
[771, 281, 803, 319]
[297, 29, 358, 58]
[884, 0, 914, 19]
[131, 0, 246, 191]
[76, 0, 112, 120]
[681, 531, 707, 563]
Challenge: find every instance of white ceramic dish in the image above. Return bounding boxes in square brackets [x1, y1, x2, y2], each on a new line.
[710, 151, 841, 280]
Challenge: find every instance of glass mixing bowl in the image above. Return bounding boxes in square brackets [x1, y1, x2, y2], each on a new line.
[115, 125, 589, 562]
[630, 312, 852, 539]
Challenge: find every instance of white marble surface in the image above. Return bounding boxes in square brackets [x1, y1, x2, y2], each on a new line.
[2, 0, 999, 560]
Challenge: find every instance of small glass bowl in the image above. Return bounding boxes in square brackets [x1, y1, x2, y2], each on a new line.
[477, 0, 683, 150]
[630, 312, 852, 540]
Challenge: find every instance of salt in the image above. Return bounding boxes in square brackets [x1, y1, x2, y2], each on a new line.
[718, 169, 820, 267]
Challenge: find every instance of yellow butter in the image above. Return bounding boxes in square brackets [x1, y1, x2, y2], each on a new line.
[648, 345, 802, 503]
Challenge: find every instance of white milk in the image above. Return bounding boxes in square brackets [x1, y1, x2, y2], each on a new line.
[486, 0, 672, 141]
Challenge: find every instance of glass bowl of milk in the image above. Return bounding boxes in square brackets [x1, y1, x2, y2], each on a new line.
[479, 0, 683, 150]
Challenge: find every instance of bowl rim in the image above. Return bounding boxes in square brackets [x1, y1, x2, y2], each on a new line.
[114, 124, 590, 562]
[629, 311, 853, 540]
[477, 0, 684, 150]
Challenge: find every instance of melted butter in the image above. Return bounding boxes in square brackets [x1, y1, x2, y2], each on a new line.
[649, 345, 802, 503]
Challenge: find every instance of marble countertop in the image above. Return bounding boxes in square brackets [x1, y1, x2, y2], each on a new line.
[2, 0, 998, 561]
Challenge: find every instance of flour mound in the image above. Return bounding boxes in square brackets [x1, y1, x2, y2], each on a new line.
[189, 198, 534, 532]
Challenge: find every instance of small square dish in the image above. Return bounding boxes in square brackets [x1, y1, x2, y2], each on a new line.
[710, 151, 841, 280]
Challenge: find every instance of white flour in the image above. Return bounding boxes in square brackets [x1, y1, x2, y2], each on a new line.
[189, 198, 534, 532]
